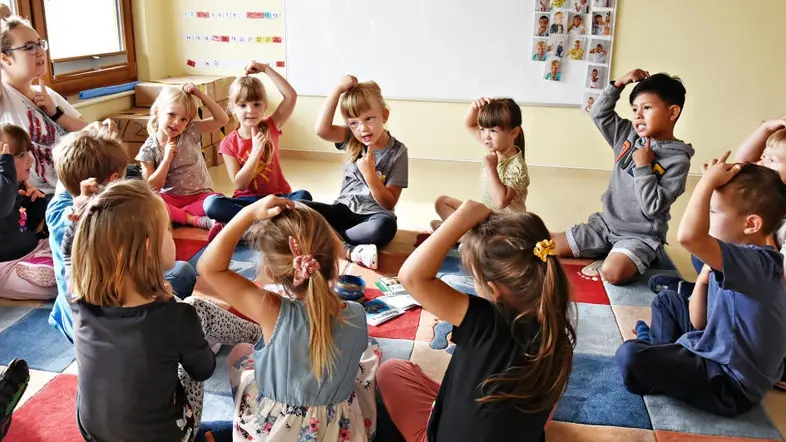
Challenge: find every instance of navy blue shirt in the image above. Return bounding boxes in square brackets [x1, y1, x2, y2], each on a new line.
[0, 153, 45, 262]
[678, 240, 786, 401]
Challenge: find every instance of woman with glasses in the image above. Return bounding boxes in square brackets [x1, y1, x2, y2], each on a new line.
[0, 5, 88, 196]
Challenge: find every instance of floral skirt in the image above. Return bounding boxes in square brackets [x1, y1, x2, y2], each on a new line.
[228, 339, 381, 442]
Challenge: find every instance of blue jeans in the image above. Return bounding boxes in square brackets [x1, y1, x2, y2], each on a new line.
[165, 261, 197, 299]
[203, 190, 313, 223]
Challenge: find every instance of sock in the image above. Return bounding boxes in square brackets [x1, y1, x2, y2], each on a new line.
[350, 244, 378, 270]
[634, 320, 651, 343]
[193, 216, 215, 230]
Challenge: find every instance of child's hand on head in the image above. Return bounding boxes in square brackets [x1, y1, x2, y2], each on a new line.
[0, 4, 11, 19]
[763, 116, 786, 132]
[633, 138, 655, 167]
[245, 195, 295, 221]
[0, 142, 10, 156]
[484, 152, 499, 169]
[615, 69, 649, 88]
[338, 75, 358, 93]
[69, 178, 100, 221]
[182, 83, 204, 98]
[455, 199, 493, 224]
[472, 97, 491, 111]
[701, 151, 742, 189]
[244, 61, 268, 75]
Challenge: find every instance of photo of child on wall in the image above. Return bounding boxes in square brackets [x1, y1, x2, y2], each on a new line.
[567, 37, 586, 60]
[591, 0, 614, 8]
[588, 39, 609, 63]
[547, 34, 568, 58]
[532, 39, 549, 61]
[550, 11, 566, 34]
[535, 14, 550, 36]
[585, 65, 607, 88]
[536, 0, 551, 12]
[583, 91, 599, 113]
[602, 11, 613, 36]
[573, 0, 589, 13]
[544, 58, 562, 81]
[568, 13, 586, 35]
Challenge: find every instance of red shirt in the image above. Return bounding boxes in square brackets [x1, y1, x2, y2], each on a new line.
[219, 118, 292, 198]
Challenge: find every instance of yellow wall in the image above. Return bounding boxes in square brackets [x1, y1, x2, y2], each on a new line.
[132, 0, 785, 173]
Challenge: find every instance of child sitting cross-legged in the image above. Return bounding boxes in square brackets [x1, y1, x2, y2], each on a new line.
[553, 68, 694, 285]
[197, 197, 379, 441]
[615, 159, 786, 417]
[432, 97, 529, 232]
[379, 200, 575, 442]
[136, 84, 228, 236]
[203, 62, 311, 232]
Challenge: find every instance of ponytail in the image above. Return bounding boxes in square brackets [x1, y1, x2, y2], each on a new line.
[256, 120, 275, 165]
[303, 271, 341, 382]
[514, 126, 525, 156]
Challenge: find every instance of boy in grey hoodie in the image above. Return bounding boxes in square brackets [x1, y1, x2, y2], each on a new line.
[553, 68, 694, 285]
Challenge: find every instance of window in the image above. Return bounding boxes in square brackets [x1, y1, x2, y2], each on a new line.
[14, 0, 136, 96]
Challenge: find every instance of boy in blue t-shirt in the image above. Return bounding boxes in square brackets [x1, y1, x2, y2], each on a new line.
[615, 160, 786, 417]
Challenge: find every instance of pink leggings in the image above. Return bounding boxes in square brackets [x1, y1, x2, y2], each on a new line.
[161, 192, 216, 225]
[377, 359, 440, 442]
[378, 359, 556, 441]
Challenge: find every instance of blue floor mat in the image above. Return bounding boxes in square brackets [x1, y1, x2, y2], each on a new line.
[0, 308, 75, 372]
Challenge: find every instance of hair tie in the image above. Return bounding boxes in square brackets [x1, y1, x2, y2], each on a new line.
[289, 236, 320, 287]
[533, 239, 557, 262]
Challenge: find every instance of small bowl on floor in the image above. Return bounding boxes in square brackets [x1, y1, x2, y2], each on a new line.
[335, 275, 366, 301]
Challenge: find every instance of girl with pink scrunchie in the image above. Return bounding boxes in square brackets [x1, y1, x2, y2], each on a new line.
[197, 196, 380, 442]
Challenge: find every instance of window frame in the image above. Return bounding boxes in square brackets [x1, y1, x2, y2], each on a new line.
[15, 0, 137, 96]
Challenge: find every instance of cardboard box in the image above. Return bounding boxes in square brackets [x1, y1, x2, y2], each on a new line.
[212, 117, 240, 144]
[198, 99, 229, 120]
[134, 82, 167, 108]
[215, 145, 225, 166]
[156, 75, 236, 102]
[201, 144, 216, 168]
[108, 108, 151, 143]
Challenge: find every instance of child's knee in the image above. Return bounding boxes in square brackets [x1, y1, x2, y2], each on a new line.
[601, 258, 637, 285]
[614, 342, 644, 380]
[202, 194, 223, 218]
[377, 359, 412, 392]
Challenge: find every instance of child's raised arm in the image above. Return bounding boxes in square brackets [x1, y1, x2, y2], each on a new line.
[196, 196, 296, 341]
[314, 75, 357, 143]
[465, 97, 489, 142]
[677, 151, 741, 270]
[245, 62, 297, 129]
[734, 117, 786, 163]
[184, 84, 229, 134]
[399, 200, 491, 326]
[591, 69, 648, 148]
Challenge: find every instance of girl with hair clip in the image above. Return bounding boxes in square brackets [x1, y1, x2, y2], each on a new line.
[136, 84, 229, 236]
[432, 98, 530, 232]
[203, 61, 311, 229]
[0, 5, 88, 196]
[68, 179, 264, 442]
[197, 197, 380, 441]
[308, 75, 409, 270]
[379, 200, 576, 442]
[0, 123, 55, 300]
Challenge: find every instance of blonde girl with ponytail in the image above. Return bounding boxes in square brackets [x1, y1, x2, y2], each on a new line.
[378, 200, 576, 442]
[197, 196, 379, 442]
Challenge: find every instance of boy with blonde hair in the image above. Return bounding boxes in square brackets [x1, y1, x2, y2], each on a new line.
[46, 123, 197, 342]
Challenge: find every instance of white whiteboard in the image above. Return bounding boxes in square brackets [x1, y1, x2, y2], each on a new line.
[284, 0, 615, 107]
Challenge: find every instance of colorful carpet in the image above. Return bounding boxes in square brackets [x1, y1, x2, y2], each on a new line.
[3, 229, 786, 441]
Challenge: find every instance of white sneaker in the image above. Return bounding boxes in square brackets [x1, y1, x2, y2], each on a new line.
[351, 244, 378, 270]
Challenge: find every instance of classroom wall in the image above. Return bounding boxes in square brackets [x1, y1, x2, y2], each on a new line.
[142, 0, 785, 173]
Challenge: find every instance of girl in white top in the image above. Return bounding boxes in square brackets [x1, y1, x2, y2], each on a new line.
[0, 8, 87, 195]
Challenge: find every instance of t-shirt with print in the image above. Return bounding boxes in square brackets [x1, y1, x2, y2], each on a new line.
[676, 240, 786, 402]
[218, 118, 291, 198]
[136, 122, 213, 196]
[427, 295, 550, 442]
[0, 82, 81, 195]
[334, 132, 408, 216]
[481, 150, 530, 213]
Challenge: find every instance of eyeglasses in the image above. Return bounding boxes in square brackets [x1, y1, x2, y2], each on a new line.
[4, 39, 48, 55]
